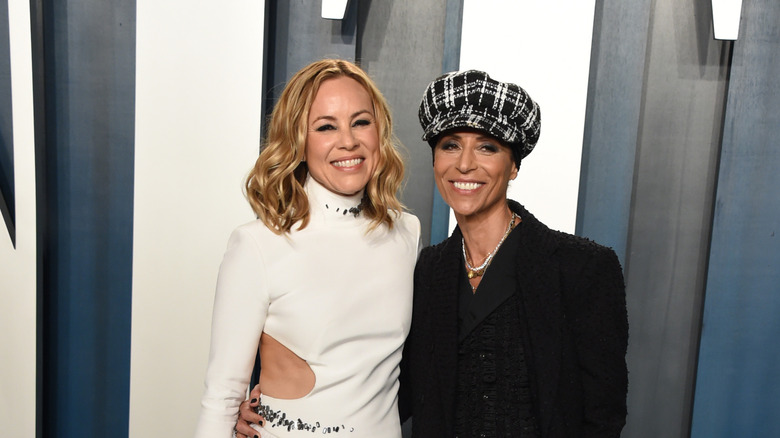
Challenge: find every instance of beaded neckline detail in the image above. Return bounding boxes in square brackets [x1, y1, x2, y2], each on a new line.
[324, 202, 364, 218]
[305, 175, 366, 219]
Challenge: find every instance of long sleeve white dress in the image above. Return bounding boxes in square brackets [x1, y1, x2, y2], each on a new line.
[194, 175, 421, 438]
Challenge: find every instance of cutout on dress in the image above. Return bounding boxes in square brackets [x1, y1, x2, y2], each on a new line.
[258, 332, 316, 399]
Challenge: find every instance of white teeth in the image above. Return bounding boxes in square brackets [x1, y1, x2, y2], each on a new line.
[453, 181, 482, 190]
[333, 158, 363, 168]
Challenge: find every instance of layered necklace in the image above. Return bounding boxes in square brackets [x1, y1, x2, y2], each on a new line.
[462, 212, 520, 279]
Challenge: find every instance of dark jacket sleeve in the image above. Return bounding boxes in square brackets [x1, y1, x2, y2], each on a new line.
[397, 245, 432, 424]
[398, 335, 413, 423]
[565, 245, 628, 437]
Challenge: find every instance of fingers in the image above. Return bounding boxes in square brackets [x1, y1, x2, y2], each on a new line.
[235, 385, 265, 437]
[234, 413, 260, 438]
[250, 384, 262, 399]
[239, 397, 264, 423]
[235, 397, 264, 438]
[234, 405, 256, 438]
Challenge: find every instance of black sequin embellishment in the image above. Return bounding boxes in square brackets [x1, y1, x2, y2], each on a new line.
[324, 203, 362, 218]
[257, 403, 355, 434]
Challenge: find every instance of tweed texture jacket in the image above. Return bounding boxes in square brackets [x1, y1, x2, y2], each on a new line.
[400, 201, 628, 437]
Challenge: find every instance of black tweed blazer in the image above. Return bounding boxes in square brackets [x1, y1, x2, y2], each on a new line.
[400, 201, 628, 437]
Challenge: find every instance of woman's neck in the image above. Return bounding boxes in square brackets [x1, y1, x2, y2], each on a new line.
[456, 203, 515, 264]
[305, 174, 365, 209]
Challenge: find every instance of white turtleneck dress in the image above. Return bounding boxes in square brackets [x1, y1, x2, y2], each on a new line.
[195, 176, 421, 438]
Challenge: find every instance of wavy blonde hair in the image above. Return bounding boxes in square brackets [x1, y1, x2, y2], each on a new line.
[245, 59, 405, 234]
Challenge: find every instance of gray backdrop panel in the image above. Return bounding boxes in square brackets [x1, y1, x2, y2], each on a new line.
[691, 0, 780, 436]
[622, 0, 729, 436]
[357, 0, 448, 246]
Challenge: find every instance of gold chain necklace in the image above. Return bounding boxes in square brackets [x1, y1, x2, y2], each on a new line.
[462, 212, 520, 279]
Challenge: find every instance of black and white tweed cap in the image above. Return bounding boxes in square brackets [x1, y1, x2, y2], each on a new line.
[418, 70, 541, 162]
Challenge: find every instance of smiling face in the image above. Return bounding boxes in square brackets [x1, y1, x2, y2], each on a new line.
[432, 129, 518, 221]
[304, 76, 380, 196]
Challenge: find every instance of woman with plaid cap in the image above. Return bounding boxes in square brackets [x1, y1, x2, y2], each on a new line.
[399, 70, 628, 437]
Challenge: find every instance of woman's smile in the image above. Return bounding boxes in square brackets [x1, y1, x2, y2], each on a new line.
[331, 157, 365, 168]
[451, 180, 485, 191]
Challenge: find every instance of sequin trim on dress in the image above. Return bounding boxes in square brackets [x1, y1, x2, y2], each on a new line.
[257, 403, 355, 434]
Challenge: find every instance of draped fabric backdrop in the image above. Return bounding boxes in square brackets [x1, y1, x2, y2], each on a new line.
[0, 1, 778, 437]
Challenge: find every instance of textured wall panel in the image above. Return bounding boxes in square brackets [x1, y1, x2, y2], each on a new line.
[577, 0, 651, 263]
[357, 0, 448, 246]
[691, 0, 780, 436]
[265, 0, 357, 106]
[622, 0, 730, 436]
[38, 1, 136, 436]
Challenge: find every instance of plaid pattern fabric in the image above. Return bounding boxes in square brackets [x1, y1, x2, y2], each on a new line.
[418, 70, 541, 161]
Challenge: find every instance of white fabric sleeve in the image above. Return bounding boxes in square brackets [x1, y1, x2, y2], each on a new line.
[194, 226, 269, 438]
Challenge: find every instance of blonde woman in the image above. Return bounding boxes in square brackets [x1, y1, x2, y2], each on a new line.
[195, 59, 420, 438]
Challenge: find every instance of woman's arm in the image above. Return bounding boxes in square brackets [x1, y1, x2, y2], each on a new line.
[194, 226, 270, 438]
[571, 247, 629, 437]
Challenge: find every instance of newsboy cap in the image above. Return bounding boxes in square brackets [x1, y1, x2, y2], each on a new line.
[418, 70, 541, 163]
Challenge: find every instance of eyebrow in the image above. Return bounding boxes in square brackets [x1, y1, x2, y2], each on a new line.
[311, 109, 374, 124]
